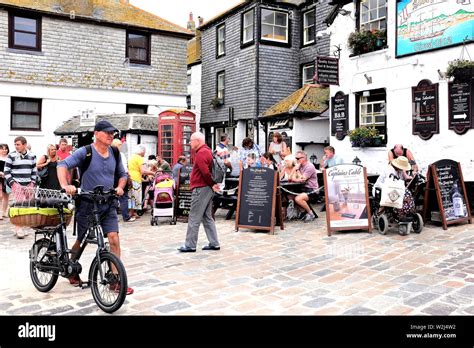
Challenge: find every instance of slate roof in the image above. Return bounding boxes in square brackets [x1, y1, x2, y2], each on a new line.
[0, 0, 193, 37]
[54, 113, 158, 135]
[261, 84, 329, 118]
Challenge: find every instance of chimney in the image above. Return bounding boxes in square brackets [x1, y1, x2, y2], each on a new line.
[198, 16, 204, 27]
[187, 12, 196, 31]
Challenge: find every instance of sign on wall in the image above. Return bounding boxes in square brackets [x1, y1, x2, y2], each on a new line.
[412, 79, 439, 140]
[316, 57, 339, 86]
[331, 91, 349, 140]
[448, 79, 473, 134]
[396, 0, 474, 57]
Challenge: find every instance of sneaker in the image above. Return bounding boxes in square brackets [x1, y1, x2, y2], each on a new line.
[16, 230, 25, 239]
[125, 217, 136, 222]
[303, 213, 316, 223]
[68, 274, 82, 287]
[297, 211, 307, 220]
[109, 283, 134, 295]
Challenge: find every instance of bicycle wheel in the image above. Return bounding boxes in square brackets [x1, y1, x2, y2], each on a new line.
[29, 238, 59, 292]
[89, 252, 127, 313]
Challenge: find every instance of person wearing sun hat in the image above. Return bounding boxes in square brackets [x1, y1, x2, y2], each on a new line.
[373, 156, 412, 197]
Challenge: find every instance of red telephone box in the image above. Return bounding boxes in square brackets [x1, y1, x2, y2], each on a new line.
[158, 109, 196, 165]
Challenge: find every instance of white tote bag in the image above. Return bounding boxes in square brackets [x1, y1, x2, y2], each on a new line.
[380, 175, 405, 209]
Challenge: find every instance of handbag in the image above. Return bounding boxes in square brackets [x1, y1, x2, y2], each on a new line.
[37, 156, 49, 180]
[380, 174, 405, 209]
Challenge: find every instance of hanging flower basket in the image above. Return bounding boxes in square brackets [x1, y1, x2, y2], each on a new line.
[210, 97, 223, 108]
[446, 59, 474, 81]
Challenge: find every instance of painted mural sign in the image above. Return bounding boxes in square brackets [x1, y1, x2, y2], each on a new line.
[396, 0, 474, 57]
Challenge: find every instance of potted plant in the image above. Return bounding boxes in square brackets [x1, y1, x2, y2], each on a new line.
[374, 29, 387, 48]
[210, 97, 223, 108]
[348, 127, 379, 147]
[446, 59, 474, 81]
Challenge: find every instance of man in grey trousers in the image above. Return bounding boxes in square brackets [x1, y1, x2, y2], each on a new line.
[178, 132, 221, 252]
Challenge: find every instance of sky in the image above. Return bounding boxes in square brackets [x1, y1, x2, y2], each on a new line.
[129, 0, 243, 29]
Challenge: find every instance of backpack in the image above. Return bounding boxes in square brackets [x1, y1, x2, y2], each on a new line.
[78, 145, 121, 187]
[212, 151, 226, 184]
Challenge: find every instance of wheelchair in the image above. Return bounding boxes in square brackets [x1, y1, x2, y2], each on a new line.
[369, 175, 424, 236]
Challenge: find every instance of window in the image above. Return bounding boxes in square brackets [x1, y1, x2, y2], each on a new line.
[217, 71, 225, 101]
[302, 63, 315, 86]
[242, 9, 254, 44]
[359, 0, 387, 30]
[303, 10, 315, 45]
[9, 13, 41, 51]
[187, 72, 192, 85]
[11, 97, 42, 131]
[217, 24, 225, 57]
[357, 89, 386, 141]
[160, 125, 173, 165]
[126, 104, 148, 114]
[126, 31, 150, 65]
[261, 9, 288, 43]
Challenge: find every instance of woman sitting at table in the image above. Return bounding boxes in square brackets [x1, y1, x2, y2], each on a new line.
[262, 152, 277, 170]
[279, 155, 300, 182]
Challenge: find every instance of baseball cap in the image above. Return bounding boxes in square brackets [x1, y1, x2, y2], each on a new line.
[94, 120, 118, 132]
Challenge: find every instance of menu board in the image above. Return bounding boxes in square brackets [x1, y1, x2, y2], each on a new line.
[423, 159, 472, 230]
[316, 57, 339, 86]
[412, 79, 439, 140]
[323, 164, 372, 236]
[176, 165, 193, 218]
[331, 91, 349, 140]
[235, 167, 278, 234]
[448, 80, 472, 134]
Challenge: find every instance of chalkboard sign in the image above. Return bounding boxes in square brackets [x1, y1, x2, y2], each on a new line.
[412, 79, 439, 140]
[331, 91, 349, 140]
[235, 167, 280, 234]
[448, 80, 472, 135]
[176, 165, 193, 219]
[316, 57, 339, 86]
[423, 159, 472, 230]
[323, 164, 372, 236]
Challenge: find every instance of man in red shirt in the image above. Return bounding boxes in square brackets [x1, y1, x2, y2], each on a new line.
[57, 138, 71, 161]
[178, 132, 221, 252]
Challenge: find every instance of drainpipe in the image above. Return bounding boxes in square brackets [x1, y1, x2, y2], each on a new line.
[255, 1, 261, 145]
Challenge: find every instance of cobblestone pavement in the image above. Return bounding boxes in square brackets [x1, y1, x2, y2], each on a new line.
[1, 207, 473, 316]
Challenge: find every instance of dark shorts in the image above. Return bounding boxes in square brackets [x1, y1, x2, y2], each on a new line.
[76, 199, 119, 241]
[301, 187, 319, 201]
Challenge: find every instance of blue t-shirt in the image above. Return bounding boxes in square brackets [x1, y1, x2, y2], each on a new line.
[58, 145, 127, 191]
[324, 155, 343, 168]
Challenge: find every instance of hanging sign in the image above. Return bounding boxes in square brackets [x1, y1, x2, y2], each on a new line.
[316, 57, 339, 86]
[412, 79, 439, 140]
[331, 91, 349, 140]
[448, 79, 472, 135]
[423, 159, 472, 230]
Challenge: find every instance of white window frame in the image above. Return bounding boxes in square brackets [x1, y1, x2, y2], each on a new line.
[303, 9, 315, 45]
[217, 72, 225, 100]
[217, 24, 225, 56]
[261, 9, 288, 43]
[302, 63, 315, 85]
[242, 9, 254, 44]
[359, 97, 386, 138]
[359, 0, 387, 31]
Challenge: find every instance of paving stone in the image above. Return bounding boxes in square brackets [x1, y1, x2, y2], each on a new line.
[66, 306, 99, 315]
[253, 278, 277, 288]
[344, 306, 377, 315]
[399, 283, 429, 292]
[154, 301, 191, 313]
[441, 294, 473, 306]
[7, 304, 42, 315]
[463, 306, 474, 315]
[34, 305, 75, 315]
[393, 275, 419, 283]
[156, 281, 177, 287]
[303, 288, 331, 298]
[302, 297, 335, 309]
[360, 259, 383, 267]
[313, 269, 333, 277]
[77, 299, 96, 307]
[132, 279, 162, 287]
[404, 293, 440, 307]
[457, 285, 474, 297]
[372, 263, 391, 271]
[281, 279, 304, 288]
[421, 303, 457, 315]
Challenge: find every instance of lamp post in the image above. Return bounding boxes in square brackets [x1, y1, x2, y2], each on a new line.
[352, 156, 361, 166]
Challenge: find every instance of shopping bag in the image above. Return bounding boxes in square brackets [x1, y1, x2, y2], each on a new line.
[380, 175, 405, 209]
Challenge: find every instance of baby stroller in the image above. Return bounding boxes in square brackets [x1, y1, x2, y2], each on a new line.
[150, 171, 177, 226]
[370, 174, 424, 236]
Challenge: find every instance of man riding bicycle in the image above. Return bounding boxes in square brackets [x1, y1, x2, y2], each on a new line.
[57, 120, 134, 295]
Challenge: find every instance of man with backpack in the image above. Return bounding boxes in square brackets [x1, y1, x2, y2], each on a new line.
[57, 120, 134, 295]
[178, 132, 221, 252]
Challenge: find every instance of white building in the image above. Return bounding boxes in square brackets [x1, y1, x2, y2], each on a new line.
[0, 0, 193, 154]
[325, 0, 474, 179]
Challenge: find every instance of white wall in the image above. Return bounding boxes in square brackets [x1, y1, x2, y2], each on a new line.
[0, 82, 186, 155]
[328, 1, 474, 180]
[187, 64, 202, 127]
[294, 117, 330, 162]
